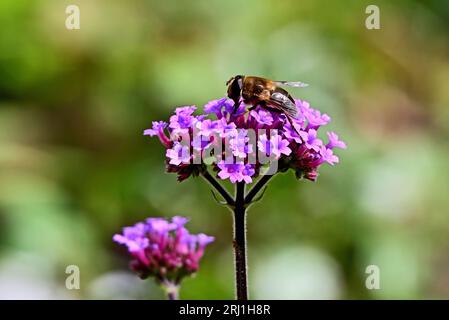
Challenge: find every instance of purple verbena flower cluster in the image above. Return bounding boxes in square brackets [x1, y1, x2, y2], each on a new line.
[145, 97, 346, 182]
[113, 216, 214, 283]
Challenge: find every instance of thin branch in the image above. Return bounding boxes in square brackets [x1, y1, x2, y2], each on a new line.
[252, 186, 267, 203]
[244, 174, 274, 205]
[201, 170, 235, 206]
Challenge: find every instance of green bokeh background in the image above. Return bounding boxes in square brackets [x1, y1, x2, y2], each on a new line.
[1, 0, 449, 299]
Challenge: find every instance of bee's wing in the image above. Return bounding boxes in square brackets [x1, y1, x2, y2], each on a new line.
[275, 81, 309, 88]
[267, 91, 298, 118]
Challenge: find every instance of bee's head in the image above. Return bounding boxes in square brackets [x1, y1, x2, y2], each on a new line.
[226, 75, 243, 88]
[226, 75, 244, 101]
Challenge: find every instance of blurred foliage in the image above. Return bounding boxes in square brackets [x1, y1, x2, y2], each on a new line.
[0, 0, 449, 299]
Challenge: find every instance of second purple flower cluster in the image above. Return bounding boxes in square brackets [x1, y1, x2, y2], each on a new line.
[113, 216, 214, 284]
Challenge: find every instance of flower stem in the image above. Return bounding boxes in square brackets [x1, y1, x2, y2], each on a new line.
[167, 289, 179, 300]
[233, 182, 248, 300]
[163, 281, 179, 300]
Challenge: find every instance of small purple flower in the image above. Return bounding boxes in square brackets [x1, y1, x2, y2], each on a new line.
[217, 161, 254, 183]
[296, 99, 330, 130]
[166, 142, 191, 165]
[175, 106, 196, 116]
[143, 121, 167, 136]
[326, 132, 347, 149]
[307, 110, 331, 130]
[258, 133, 292, 158]
[196, 119, 220, 136]
[197, 233, 215, 247]
[319, 146, 339, 165]
[242, 164, 255, 183]
[275, 135, 292, 157]
[169, 106, 198, 135]
[143, 121, 171, 148]
[204, 98, 227, 117]
[216, 118, 237, 137]
[250, 109, 273, 126]
[112, 223, 149, 253]
[283, 123, 307, 144]
[172, 216, 189, 227]
[303, 129, 323, 152]
[146, 217, 176, 233]
[113, 216, 214, 283]
[192, 135, 212, 151]
[229, 129, 253, 158]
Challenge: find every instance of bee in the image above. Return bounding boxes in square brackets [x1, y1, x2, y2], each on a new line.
[226, 75, 308, 119]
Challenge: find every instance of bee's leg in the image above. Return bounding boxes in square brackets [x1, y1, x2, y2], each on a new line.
[286, 115, 302, 136]
[265, 104, 302, 135]
[232, 98, 240, 114]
